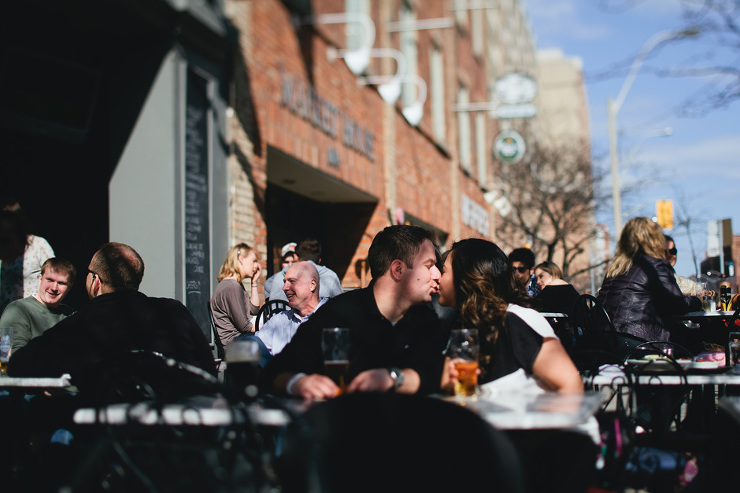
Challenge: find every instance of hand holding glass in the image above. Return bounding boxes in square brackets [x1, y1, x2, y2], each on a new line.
[322, 328, 351, 394]
[447, 329, 479, 397]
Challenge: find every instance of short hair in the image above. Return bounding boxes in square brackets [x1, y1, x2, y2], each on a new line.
[290, 261, 321, 293]
[367, 225, 436, 279]
[218, 243, 254, 282]
[664, 235, 674, 244]
[282, 251, 298, 263]
[534, 261, 562, 280]
[296, 238, 322, 263]
[41, 257, 77, 285]
[508, 248, 535, 269]
[90, 242, 145, 290]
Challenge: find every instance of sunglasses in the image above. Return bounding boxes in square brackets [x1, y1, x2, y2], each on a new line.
[666, 247, 677, 256]
[514, 266, 530, 274]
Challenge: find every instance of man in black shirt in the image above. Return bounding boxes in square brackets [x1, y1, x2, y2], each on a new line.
[9, 242, 216, 392]
[260, 225, 443, 399]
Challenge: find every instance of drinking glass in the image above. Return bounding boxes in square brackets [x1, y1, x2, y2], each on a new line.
[447, 328, 479, 397]
[322, 328, 351, 394]
[0, 327, 13, 376]
[225, 339, 261, 398]
[701, 293, 717, 313]
[729, 332, 740, 368]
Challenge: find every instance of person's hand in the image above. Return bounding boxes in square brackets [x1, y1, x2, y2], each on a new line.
[346, 369, 393, 393]
[252, 262, 262, 282]
[291, 374, 340, 400]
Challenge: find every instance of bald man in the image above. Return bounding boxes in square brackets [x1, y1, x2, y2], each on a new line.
[256, 261, 326, 356]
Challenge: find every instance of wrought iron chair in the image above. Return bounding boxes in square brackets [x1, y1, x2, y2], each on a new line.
[254, 299, 289, 332]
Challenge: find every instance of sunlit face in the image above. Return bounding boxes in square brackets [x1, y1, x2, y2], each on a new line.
[666, 240, 677, 267]
[238, 250, 258, 279]
[511, 261, 531, 286]
[400, 239, 441, 304]
[438, 254, 455, 307]
[282, 264, 316, 314]
[37, 268, 72, 308]
[534, 268, 553, 291]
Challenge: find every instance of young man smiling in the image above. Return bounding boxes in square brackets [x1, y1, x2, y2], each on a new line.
[0, 257, 76, 352]
[260, 225, 444, 400]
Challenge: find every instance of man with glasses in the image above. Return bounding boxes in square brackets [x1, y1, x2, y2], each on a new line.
[9, 242, 216, 392]
[665, 235, 703, 296]
[508, 247, 540, 297]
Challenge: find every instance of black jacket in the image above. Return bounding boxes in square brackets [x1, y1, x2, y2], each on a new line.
[597, 254, 701, 342]
[8, 290, 217, 392]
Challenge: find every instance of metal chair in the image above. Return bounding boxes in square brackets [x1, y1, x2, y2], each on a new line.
[254, 299, 289, 332]
[207, 302, 226, 373]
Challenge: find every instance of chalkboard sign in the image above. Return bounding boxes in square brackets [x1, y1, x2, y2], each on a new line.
[184, 68, 211, 339]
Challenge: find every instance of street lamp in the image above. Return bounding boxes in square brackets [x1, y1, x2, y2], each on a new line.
[608, 28, 700, 241]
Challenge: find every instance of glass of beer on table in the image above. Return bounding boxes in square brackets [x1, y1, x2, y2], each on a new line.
[322, 328, 351, 395]
[224, 339, 261, 398]
[447, 328, 479, 397]
[0, 327, 12, 376]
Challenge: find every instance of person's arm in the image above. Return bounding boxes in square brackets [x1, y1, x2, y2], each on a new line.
[346, 368, 421, 394]
[248, 265, 262, 314]
[0, 303, 32, 353]
[274, 371, 340, 399]
[531, 338, 583, 393]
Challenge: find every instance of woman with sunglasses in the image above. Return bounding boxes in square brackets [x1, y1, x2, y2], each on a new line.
[210, 243, 262, 348]
[597, 218, 701, 355]
[664, 235, 703, 296]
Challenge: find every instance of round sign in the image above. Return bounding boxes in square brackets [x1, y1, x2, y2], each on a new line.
[493, 130, 526, 164]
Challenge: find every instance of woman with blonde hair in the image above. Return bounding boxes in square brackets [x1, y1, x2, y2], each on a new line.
[210, 243, 262, 347]
[597, 217, 701, 352]
[533, 260, 580, 316]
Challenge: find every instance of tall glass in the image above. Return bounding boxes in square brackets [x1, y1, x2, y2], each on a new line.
[447, 329, 479, 397]
[224, 339, 261, 399]
[0, 327, 12, 376]
[729, 332, 740, 368]
[322, 328, 351, 395]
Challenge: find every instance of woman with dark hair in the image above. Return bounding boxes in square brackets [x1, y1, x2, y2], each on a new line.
[210, 243, 262, 347]
[438, 238, 582, 394]
[597, 217, 701, 353]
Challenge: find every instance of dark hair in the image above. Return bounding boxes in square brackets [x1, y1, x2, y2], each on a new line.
[664, 235, 674, 244]
[508, 247, 535, 269]
[90, 242, 145, 290]
[41, 257, 77, 285]
[367, 225, 436, 279]
[282, 250, 298, 263]
[296, 238, 322, 263]
[449, 239, 531, 382]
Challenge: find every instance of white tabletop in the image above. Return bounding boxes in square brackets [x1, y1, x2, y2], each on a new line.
[588, 365, 740, 386]
[0, 374, 72, 389]
[679, 311, 735, 318]
[449, 391, 604, 430]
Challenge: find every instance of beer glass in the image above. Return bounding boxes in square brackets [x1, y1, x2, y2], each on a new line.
[447, 328, 479, 397]
[0, 327, 12, 376]
[224, 339, 261, 398]
[322, 328, 351, 394]
[729, 332, 740, 368]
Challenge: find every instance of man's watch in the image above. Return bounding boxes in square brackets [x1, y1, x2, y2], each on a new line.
[388, 367, 404, 391]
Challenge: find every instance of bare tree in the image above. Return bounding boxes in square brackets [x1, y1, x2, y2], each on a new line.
[596, 0, 740, 116]
[493, 143, 607, 287]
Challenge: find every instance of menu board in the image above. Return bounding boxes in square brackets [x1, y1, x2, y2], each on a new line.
[184, 68, 211, 339]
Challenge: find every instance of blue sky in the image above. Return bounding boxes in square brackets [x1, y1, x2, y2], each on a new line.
[523, 0, 739, 278]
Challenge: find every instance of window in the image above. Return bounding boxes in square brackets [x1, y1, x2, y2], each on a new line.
[430, 45, 446, 141]
[457, 85, 471, 172]
[475, 112, 487, 184]
[399, 2, 418, 108]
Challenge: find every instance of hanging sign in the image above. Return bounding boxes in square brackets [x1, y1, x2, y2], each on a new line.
[493, 130, 526, 164]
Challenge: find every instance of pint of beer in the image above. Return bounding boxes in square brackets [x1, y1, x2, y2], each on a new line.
[322, 328, 351, 395]
[0, 327, 12, 376]
[447, 329, 479, 397]
[224, 339, 261, 399]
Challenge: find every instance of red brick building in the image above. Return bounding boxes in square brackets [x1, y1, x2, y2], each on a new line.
[225, 0, 529, 290]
